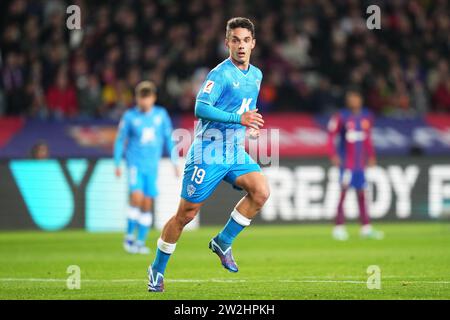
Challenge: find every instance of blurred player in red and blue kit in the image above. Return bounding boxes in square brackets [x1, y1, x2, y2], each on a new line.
[328, 88, 384, 241]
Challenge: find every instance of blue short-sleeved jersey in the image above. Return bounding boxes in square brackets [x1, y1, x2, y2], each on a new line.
[114, 105, 178, 197]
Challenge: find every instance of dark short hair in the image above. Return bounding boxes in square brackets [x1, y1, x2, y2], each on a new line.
[226, 17, 255, 38]
[345, 86, 362, 97]
[135, 81, 157, 98]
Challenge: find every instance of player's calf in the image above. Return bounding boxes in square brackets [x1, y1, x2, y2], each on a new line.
[163, 201, 201, 239]
[235, 173, 270, 216]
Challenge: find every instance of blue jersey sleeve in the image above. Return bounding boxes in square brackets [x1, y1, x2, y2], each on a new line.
[195, 70, 241, 124]
[162, 110, 179, 165]
[196, 69, 224, 106]
[194, 100, 241, 124]
[114, 114, 130, 167]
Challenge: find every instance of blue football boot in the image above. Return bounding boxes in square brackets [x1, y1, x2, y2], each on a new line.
[208, 236, 238, 273]
[147, 266, 164, 292]
[123, 238, 137, 254]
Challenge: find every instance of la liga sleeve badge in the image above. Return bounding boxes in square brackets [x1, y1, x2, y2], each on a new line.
[203, 80, 215, 94]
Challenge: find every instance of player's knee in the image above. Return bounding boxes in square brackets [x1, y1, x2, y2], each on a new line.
[175, 206, 199, 226]
[130, 198, 140, 207]
[130, 192, 143, 207]
[141, 198, 153, 212]
[250, 184, 270, 208]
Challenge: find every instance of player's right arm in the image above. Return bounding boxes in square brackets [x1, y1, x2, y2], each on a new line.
[195, 70, 264, 129]
[328, 113, 343, 167]
[113, 113, 130, 177]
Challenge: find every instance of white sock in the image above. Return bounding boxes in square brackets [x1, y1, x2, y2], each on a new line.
[231, 208, 252, 227]
[139, 212, 153, 227]
[157, 238, 177, 254]
[127, 206, 140, 220]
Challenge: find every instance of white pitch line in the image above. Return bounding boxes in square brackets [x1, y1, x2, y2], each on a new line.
[280, 280, 366, 284]
[0, 278, 67, 282]
[0, 278, 449, 284]
[291, 275, 448, 279]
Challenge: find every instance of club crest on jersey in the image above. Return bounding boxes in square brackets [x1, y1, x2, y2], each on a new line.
[187, 184, 196, 197]
[133, 118, 142, 126]
[203, 80, 215, 94]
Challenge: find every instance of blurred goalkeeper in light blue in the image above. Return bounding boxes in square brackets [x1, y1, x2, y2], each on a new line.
[114, 81, 180, 254]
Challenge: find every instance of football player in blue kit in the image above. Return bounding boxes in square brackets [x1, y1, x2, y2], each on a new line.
[114, 81, 179, 254]
[148, 17, 270, 292]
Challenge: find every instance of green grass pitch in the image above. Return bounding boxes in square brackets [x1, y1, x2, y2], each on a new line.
[0, 222, 449, 299]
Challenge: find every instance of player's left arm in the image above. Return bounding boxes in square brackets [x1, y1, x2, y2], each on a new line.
[162, 110, 181, 177]
[365, 114, 376, 167]
[248, 71, 263, 139]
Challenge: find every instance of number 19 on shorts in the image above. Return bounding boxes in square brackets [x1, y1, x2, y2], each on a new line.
[191, 166, 206, 184]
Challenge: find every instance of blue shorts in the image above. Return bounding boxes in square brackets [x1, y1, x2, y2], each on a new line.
[181, 144, 261, 203]
[127, 165, 158, 198]
[339, 168, 366, 189]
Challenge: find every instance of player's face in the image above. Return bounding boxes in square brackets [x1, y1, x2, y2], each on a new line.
[35, 145, 49, 159]
[346, 93, 363, 113]
[226, 28, 255, 66]
[137, 95, 156, 112]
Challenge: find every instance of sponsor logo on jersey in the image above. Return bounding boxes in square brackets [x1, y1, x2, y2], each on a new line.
[346, 130, 367, 142]
[141, 127, 155, 144]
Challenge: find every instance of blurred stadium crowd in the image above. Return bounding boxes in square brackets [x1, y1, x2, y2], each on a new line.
[0, 0, 449, 120]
